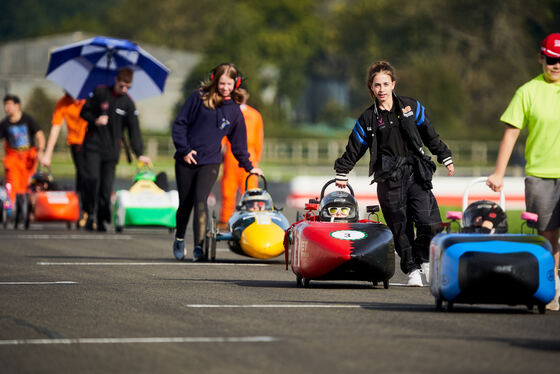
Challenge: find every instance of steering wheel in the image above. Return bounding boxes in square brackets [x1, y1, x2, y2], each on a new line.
[244, 173, 268, 191]
[319, 179, 354, 201]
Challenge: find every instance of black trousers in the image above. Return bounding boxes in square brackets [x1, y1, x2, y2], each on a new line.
[70, 144, 82, 203]
[79, 150, 117, 224]
[175, 162, 219, 247]
[377, 170, 442, 274]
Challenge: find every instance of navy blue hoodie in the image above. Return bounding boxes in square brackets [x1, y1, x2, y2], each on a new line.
[172, 90, 253, 171]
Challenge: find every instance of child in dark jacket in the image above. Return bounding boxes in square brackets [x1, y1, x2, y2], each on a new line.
[171, 63, 262, 261]
[334, 61, 454, 286]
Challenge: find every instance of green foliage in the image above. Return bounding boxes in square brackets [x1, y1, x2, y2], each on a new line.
[397, 56, 471, 140]
[192, 0, 327, 121]
[23, 87, 56, 135]
[0, 0, 120, 42]
[318, 99, 348, 128]
[3, 0, 560, 140]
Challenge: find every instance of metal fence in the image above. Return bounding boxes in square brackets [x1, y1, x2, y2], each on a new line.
[145, 137, 522, 166]
[137, 137, 525, 180]
[7, 137, 522, 181]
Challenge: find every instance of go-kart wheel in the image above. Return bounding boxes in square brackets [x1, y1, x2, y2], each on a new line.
[302, 278, 310, 288]
[66, 222, 72, 230]
[537, 303, 546, 314]
[383, 280, 389, 289]
[371, 281, 378, 288]
[435, 298, 443, 311]
[209, 230, 216, 262]
[205, 212, 217, 262]
[446, 301, 454, 312]
[204, 235, 210, 260]
[0, 204, 5, 229]
[296, 276, 302, 287]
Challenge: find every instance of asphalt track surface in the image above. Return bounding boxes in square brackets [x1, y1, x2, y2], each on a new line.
[1, 186, 559, 373]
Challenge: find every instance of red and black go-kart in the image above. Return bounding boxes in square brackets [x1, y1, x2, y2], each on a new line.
[284, 179, 395, 288]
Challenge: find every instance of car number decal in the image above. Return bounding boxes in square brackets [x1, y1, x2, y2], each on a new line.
[330, 230, 367, 241]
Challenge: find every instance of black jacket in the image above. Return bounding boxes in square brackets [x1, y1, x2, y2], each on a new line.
[80, 86, 144, 161]
[334, 95, 452, 185]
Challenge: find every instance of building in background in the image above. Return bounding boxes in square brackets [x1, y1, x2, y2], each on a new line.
[0, 31, 200, 132]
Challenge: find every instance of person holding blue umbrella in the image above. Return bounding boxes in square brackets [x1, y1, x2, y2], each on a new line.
[79, 67, 151, 231]
[45, 36, 169, 102]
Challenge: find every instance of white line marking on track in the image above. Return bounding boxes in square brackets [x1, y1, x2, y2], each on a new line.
[0, 281, 77, 285]
[0, 336, 276, 345]
[10, 234, 133, 240]
[186, 304, 361, 308]
[37, 262, 270, 267]
[390, 283, 427, 287]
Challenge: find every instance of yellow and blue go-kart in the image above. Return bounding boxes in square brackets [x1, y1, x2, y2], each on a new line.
[206, 174, 290, 261]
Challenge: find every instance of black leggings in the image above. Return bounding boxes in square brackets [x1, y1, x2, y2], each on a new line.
[175, 162, 219, 246]
[70, 144, 82, 202]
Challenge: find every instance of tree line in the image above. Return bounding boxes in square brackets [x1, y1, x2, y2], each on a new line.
[2, 0, 559, 140]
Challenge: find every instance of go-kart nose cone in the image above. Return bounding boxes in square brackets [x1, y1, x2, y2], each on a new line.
[240, 221, 285, 259]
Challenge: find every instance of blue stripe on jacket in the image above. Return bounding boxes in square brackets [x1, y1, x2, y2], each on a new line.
[352, 120, 367, 145]
[415, 100, 425, 126]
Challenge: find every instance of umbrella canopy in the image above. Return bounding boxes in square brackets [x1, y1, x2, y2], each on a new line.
[45, 36, 169, 101]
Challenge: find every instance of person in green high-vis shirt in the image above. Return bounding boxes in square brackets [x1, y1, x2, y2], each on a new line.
[487, 33, 560, 311]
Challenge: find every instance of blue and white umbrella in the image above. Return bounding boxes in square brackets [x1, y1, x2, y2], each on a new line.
[45, 36, 169, 101]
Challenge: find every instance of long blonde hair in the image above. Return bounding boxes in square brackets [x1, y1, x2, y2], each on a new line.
[202, 63, 244, 109]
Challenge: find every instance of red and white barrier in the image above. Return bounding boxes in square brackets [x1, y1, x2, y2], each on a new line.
[287, 176, 526, 211]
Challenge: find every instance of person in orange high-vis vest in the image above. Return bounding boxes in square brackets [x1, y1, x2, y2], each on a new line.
[40, 93, 88, 226]
[0, 94, 46, 205]
[219, 88, 264, 228]
[41, 93, 88, 186]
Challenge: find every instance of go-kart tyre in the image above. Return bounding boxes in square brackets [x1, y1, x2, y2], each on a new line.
[203, 235, 210, 261]
[209, 233, 216, 262]
[446, 301, 454, 312]
[383, 280, 389, 289]
[0, 204, 5, 229]
[3, 202, 11, 229]
[435, 298, 443, 311]
[204, 213, 217, 262]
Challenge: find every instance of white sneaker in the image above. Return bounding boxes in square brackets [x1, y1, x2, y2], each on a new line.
[546, 275, 560, 311]
[407, 269, 423, 287]
[421, 262, 430, 284]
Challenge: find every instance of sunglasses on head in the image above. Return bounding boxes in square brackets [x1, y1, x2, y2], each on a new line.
[328, 207, 350, 215]
[543, 54, 560, 65]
